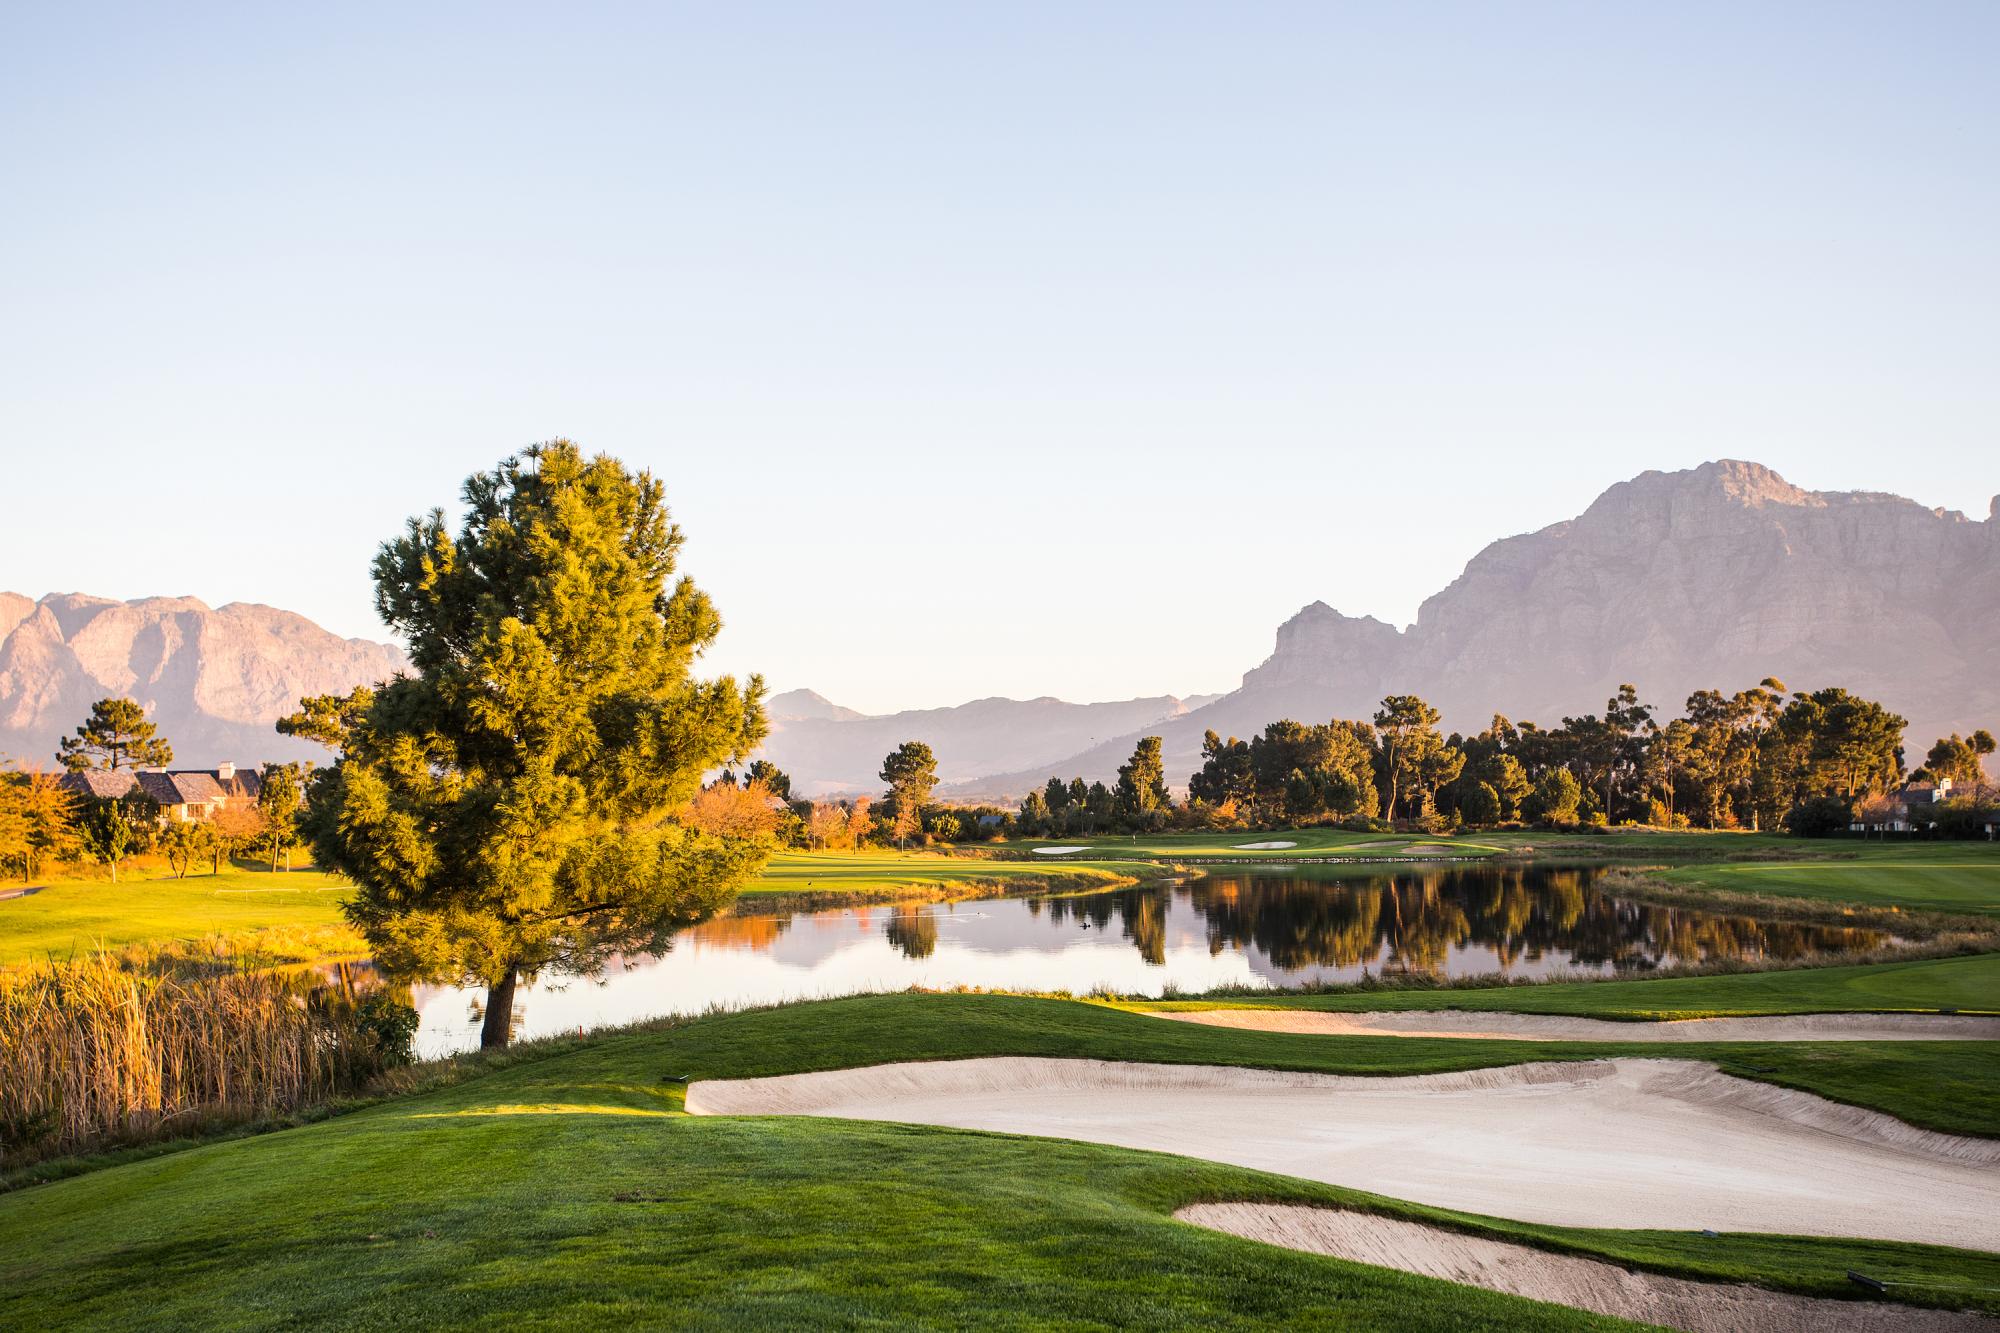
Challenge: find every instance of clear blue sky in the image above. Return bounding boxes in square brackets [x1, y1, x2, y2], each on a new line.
[4, 2, 1996, 714]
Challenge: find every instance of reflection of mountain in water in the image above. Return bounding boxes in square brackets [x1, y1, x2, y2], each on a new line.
[1031, 867, 1892, 978]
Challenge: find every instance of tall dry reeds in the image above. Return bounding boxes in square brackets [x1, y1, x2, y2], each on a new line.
[0, 953, 413, 1166]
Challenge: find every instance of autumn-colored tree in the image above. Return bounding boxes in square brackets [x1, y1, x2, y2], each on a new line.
[0, 784, 25, 882]
[805, 801, 850, 850]
[295, 441, 771, 1048]
[57, 697, 173, 772]
[210, 804, 266, 873]
[0, 767, 79, 881]
[844, 796, 875, 848]
[685, 778, 784, 838]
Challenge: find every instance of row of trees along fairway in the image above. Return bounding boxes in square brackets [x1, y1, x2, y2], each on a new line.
[1015, 683, 1989, 836]
[285, 441, 772, 1048]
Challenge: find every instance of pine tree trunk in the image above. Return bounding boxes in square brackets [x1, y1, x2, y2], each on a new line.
[480, 965, 519, 1049]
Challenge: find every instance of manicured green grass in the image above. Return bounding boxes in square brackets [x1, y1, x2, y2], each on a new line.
[740, 850, 1146, 896]
[1008, 830, 2000, 923]
[0, 864, 356, 968]
[1009, 829, 1507, 860]
[1141, 951, 2000, 1020]
[1659, 852, 2000, 917]
[4, 993, 1995, 1329]
[0, 852, 1144, 970]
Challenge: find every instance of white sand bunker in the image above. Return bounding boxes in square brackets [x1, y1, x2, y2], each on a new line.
[1032, 846, 1088, 855]
[1178, 1204, 1990, 1333]
[687, 1057, 2000, 1250]
[1154, 1008, 2000, 1043]
[1233, 840, 1297, 850]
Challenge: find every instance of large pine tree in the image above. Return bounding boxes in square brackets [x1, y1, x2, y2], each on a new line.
[294, 441, 770, 1047]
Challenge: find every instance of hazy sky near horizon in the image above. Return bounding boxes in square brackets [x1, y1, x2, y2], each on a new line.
[4, 3, 1997, 714]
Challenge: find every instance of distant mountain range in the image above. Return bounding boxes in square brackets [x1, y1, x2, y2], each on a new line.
[767, 460, 2000, 800]
[760, 689, 1222, 798]
[7, 461, 1995, 797]
[0, 593, 407, 769]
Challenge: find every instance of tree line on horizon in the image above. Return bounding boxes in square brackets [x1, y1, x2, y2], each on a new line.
[1011, 683, 1996, 839]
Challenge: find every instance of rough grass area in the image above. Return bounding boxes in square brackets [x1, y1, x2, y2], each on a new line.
[1135, 951, 2000, 1020]
[3, 992, 1996, 1329]
[0, 864, 358, 970]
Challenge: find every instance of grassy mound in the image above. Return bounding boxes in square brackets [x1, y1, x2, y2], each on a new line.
[3, 993, 1996, 1329]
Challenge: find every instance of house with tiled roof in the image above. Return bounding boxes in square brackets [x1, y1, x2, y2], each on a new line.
[59, 762, 265, 823]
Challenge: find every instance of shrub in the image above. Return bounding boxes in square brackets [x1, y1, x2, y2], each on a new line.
[1521, 769, 1581, 825]
[1459, 782, 1501, 826]
[1783, 794, 1855, 838]
[1929, 796, 2000, 839]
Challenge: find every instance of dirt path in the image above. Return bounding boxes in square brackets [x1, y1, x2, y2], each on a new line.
[1149, 1008, 2000, 1042]
[1177, 1203, 1994, 1332]
[687, 1056, 2000, 1249]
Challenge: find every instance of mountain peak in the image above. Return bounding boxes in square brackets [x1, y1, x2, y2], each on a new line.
[766, 688, 866, 723]
[1279, 601, 1398, 631]
[1615, 459, 1817, 510]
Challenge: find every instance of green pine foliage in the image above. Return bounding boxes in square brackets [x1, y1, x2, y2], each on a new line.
[294, 441, 771, 1045]
[56, 697, 173, 773]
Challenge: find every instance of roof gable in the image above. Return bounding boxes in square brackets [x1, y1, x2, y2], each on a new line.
[170, 772, 227, 803]
[60, 769, 139, 800]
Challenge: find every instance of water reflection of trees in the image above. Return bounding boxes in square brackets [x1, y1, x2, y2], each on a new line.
[1040, 868, 1894, 976]
[885, 906, 939, 960]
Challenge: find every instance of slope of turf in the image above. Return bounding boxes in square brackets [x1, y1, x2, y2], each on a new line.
[737, 850, 1145, 902]
[0, 852, 1143, 969]
[1659, 855, 2000, 916]
[0, 865, 355, 968]
[1140, 952, 2000, 1020]
[3, 993, 1995, 1329]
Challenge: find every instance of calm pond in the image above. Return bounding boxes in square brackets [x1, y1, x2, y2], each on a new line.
[410, 864, 1896, 1056]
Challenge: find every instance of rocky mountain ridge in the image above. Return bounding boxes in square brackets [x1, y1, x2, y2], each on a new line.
[0, 593, 408, 769]
[949, 461, 2000, 797]
[7, 461, 1992, 800]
